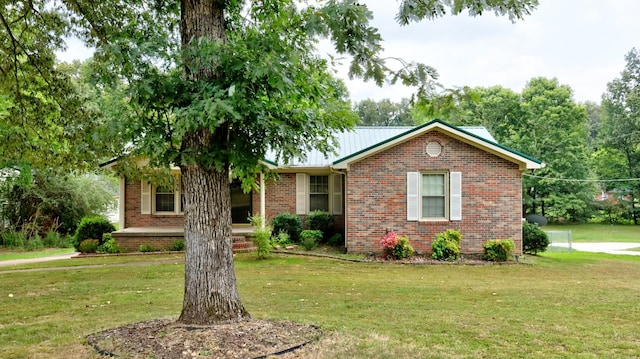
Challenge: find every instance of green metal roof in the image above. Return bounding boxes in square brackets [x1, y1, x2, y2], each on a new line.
[269, 119, 543, 169]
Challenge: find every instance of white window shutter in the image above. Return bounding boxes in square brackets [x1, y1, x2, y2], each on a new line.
[140, 180, 151, 214]
[450, 172, 462, 221]
[296, 173, 307, 215]
[407, 172, 420, 221]
[331, 174, 343, 215]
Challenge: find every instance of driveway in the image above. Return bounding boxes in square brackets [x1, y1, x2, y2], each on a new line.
[551, 242, 640, 256]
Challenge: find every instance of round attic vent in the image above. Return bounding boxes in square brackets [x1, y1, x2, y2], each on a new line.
[426, 141, 442, 157]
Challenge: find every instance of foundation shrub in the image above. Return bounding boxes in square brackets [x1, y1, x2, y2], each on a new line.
[169, 240, 185, 251]
[482, 239, 515, 262]
[74, 216, 115, 250]
[300, 229, 322, 250]
[305, 210, 334, 240]
[380, 231, 414, 259]
[523, 222, 549, 254]
[432, 229, 462, 261]
[79, 239, 99, 254]
[271, 213, 302, 242]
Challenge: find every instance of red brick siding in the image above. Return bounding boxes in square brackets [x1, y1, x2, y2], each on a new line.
[252, 173, 346, 235]
[345, 131, 523, 255]
[124, 177, 184, 228]
[111, 233, 183, 252]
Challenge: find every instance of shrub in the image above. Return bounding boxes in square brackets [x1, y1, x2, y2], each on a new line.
[482, 239, 515, 262]
[250, 216, 272, 259]
[43, 229, 71, 248]
[97, 234, 121, 254]
[327, 233, 343, 247]
[79, 239, 99, 254]
[74, 215, 115, 250]
[25, 234, 44, 251]
[300, 229, 322, 250]
[0, 230, 26, 248]
[305, 211, 334, 240]
[523, 221, 550, 254]
[394, 236, 415, 259]
[272, 231, 292, 247]
[271, 213, 302, 242]
[139, 244, 157, 252]
[432, 229, 462, 261]
[380, 231, 414, 260]
[169, 240, 185, 251]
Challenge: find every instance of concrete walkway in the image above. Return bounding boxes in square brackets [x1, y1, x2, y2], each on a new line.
[551, 242, 640, 256]
[0, 252, 80, 267]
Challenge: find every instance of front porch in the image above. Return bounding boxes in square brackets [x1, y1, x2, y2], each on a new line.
[111, 225, 256, 253]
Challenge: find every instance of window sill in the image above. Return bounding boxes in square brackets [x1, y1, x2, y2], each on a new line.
[152, 212, 184, 216]
[419, 218, 449, 222]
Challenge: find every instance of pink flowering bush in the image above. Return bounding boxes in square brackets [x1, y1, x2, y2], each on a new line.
[380, 231, 414, 260]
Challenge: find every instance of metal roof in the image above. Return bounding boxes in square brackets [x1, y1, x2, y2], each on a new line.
[268, 124, 497, 168]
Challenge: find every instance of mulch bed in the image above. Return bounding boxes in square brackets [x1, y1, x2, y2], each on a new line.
[86, 318, 321, 358]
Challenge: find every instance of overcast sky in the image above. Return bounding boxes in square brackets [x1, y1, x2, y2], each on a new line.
[58, 1, 640, 105]
[339, 0, 640, 104]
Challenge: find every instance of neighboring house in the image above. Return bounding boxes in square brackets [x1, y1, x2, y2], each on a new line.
[102, 119, 544, 254]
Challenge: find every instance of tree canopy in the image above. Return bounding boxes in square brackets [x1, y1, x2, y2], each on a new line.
[600, 48, 640, 224]
[1, 0, 540, 325]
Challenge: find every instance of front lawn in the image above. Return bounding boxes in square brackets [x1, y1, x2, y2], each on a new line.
[1, 251, 640, 358]
[543, 223, 640, 242]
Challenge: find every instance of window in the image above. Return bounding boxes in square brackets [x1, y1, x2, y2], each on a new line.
[407, 171, 461, 221]
[422, 173, 446, 218]
[153, 177, 183, 214]
[309, 175, 329, 212]
[155, 184, 176, 212]
[296, 173, 343, 215]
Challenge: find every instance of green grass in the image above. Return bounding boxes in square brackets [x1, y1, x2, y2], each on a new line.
[0, 248, 76, 261]
[544, 223, 640, 242]
[2, 252, 640, 358]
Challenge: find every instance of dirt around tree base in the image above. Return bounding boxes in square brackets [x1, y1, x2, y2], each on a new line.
[86, 318, 322, 358]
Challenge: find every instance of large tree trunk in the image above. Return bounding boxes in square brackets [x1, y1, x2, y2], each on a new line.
[178, 163, 249, 324]
[177, 0, 249, 325]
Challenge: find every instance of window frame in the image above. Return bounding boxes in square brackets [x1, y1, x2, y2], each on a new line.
[420, 172, 449, 221]
[152, 175, 184, 215]
[309, 175, 330, 212]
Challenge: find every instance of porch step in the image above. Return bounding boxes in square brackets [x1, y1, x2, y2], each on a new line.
[232, 235, 256, 254]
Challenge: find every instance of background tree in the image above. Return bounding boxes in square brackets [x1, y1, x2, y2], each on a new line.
[1, 170, 116, 235]
[1, 0, 539, 325]
[517, 78, 595, 222]
[600, 48, 640, 224]
[354, 98, 414, 126]
[441, 79, 595, 222]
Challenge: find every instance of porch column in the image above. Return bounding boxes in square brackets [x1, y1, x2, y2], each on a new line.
[260, 172, 265, 229]
[118, 175, 125, 230]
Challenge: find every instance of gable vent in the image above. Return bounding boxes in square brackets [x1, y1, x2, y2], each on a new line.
[426, 142, 442, 157]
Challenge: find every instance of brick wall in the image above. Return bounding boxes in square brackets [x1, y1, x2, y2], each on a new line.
[345, 130, 523, 255]
[252, 173, 346, 235]
[124, 177, 184, 228]
[111, 233, 183, 252]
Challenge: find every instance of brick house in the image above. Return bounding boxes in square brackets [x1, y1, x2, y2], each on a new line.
[104, 119, 543, 254]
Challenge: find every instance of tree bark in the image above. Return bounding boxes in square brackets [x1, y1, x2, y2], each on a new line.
[178, 163, 249, 324]
[177, 0, 250, 325]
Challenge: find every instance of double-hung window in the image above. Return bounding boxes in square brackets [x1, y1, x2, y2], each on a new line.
[155, 184, 176, 212]
[422, 173, 446, 218]
[309, 175, 329, 212]
[142, 176, 183, 215]
[296, 173, 343, 215]
[407, 171, 461, 221]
